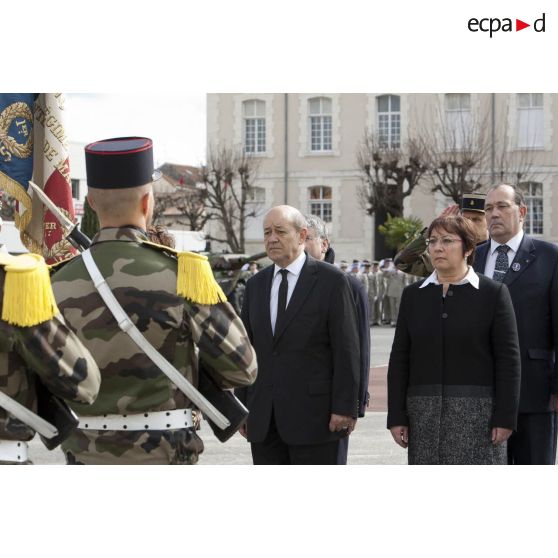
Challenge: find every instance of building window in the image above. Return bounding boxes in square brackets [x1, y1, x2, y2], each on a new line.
[308, 97, 332, 152]
[243, 100, 266, 154]
[71, 178, 80, 199]
[445, 93, 471, 149]
[519, 182, 543, 235]
[377, 95, 400, 148]
[247, 186, 265, 204]
[517, 93, 544, 148]
[308, 186, 332, 222]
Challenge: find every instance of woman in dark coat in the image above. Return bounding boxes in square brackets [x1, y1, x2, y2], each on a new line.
[387, 215, 521, 464]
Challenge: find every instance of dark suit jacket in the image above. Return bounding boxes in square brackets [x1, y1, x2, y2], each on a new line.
[346, 275, 371, 417]
[474, 235, 558, 413]
[324, 247, 370, 417]
[236, 253, 360, 445]
[387, 274, 521, 430]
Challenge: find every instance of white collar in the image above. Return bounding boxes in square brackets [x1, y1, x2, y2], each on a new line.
[489, 229, 524, 256]
[273, 250, 306, 278]
[420, 266, 479, 289]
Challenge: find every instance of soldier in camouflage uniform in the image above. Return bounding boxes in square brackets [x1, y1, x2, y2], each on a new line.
[393, 228, 432, 278]
[0, 253, 101, 464]
[51, 137, 257, 465]
[394, 194, 488, 278]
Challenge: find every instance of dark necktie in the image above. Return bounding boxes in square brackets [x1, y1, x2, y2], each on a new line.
[493, 244, 510, 282]
[276, 269, 289, 333]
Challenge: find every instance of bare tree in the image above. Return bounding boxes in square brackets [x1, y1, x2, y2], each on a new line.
[491, 99, 535, 187]
[153, 186, 209, 231]
[356, 135, 428, 218]
[200, 144, 262, 253]
[417, 96, 535, 203]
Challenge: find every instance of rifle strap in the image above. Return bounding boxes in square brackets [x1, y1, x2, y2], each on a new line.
[0, 389, 58, 439]
[81, 249, 230, 430]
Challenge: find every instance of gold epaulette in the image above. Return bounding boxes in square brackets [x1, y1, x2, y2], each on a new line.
[141, 240, 227, 305]
[0, 253, 59, 327]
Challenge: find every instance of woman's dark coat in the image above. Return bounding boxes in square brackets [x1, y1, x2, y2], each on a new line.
[387, 273, 521, 464]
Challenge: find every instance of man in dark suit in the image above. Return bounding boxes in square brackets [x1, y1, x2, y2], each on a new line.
[304, 214, 370, 464]
[237, 205, 360, 465]
[474, 184, 558, 464]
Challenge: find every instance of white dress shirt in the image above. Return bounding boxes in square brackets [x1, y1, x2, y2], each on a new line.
[270, 251, 307, 334]
[483, 230, 524, 279]
[420, 265, 479, 293]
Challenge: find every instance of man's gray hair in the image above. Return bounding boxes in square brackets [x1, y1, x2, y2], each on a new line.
[304, 214, 329, 240]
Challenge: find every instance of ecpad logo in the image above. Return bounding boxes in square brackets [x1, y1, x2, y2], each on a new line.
[468, 13, 546, 37]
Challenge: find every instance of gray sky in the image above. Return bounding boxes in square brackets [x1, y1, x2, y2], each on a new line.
[66, 93, 207, 167]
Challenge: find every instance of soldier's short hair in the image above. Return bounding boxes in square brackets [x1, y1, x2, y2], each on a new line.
[304, 214, 329, 240]
[147, 225, 176, 248]
[427, 215, 477, 265]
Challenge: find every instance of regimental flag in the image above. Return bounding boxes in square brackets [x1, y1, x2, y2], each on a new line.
[0, 93, 36, 237]
[0, 93, 77, 263]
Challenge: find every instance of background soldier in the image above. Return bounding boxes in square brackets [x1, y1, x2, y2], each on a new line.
[361, 260, 372, 324]
[0, 252, 100, 464]
[378, 259, 391, 324]
[394, 193, 488, 278]
[247, 261, 259, 276]
[51, 137, 257, 465]
[350, 259, 369, 295]
[364, 260, 381, 326]
[382, 261, 406, 326]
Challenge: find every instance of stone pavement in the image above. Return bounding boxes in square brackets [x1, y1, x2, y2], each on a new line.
[29, 326, 408, 465]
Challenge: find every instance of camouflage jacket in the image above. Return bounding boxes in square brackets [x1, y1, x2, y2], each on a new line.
[51, 226, 257, 464]
[0, 269, 101, 444]
[394, 229, 433, 278]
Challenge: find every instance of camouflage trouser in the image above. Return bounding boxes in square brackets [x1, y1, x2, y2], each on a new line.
[62, 427, 204, 465]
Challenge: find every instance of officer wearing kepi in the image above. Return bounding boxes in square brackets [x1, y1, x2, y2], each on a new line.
[394, 193, 488, 278]
[0, 249, 101, 464]
[50, 137, 257, 465]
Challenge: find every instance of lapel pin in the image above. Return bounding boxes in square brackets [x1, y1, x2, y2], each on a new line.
[511, 263, 521, 272]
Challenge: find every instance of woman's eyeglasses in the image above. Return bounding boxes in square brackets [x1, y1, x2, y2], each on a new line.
[426, 237, 462, 247]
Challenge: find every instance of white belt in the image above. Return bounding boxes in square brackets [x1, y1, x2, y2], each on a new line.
[0, 440, 29, 463]
[78, 409, 193, 431]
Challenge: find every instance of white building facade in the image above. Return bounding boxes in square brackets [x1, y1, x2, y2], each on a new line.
[207, 93, 558, 260]
[68, 141, 87, 218]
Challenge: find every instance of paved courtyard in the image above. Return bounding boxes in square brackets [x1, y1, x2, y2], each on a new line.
[30, 326, 407, 465]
